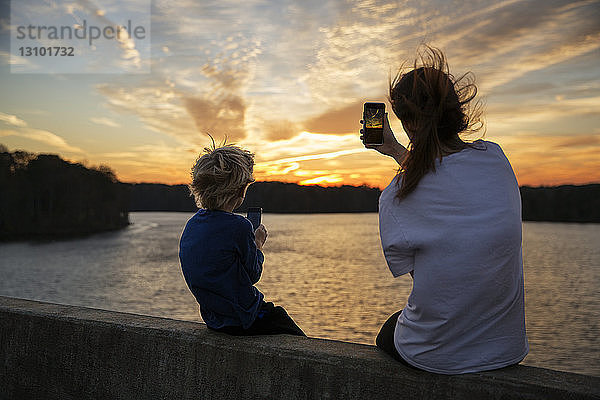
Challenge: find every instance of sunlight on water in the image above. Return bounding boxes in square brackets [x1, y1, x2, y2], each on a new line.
[0, 212, 598, 376]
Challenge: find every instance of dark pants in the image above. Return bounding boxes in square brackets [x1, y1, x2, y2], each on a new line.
[376, 310, 419, 369]
[377, 311, 522, 372]
[209, 301, 306, 337]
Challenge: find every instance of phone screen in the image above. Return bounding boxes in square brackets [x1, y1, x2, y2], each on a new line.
[246, 207, 262, 230]
[363, 103, 385, 145]
[365, 108, 383, 129]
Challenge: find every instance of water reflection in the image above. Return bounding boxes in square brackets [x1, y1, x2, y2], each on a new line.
[0, 212, 598, 376]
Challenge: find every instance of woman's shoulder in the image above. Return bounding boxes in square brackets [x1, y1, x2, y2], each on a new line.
[469, 139, 506, 153]
[475, 140, 512, 163]
[462, 139, 495, 152]
[379, 175, 407, 213]
[443, 139, 506, 161]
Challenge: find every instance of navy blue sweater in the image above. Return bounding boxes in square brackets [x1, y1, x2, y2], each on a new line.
[179, 209, 264, 329]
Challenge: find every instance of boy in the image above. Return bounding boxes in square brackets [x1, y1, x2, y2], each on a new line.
[179, 139, 304, 336]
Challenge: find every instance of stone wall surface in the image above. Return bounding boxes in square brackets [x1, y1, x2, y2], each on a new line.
[1, 296, 598, 400]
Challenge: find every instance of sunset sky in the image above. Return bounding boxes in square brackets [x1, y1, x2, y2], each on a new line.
[1, 0, 599, 189]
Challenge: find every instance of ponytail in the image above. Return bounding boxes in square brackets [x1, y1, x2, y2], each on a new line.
[389, 46, 482, 200]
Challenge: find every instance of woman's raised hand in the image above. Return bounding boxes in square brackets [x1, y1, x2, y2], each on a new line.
[360, 112, 407, 164]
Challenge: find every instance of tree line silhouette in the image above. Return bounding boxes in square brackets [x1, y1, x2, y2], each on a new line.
[129, 181, 382, 213]
[0, 147, 130, 240]
[130, 181, 600, 222]
[1, 147, 598, 242]
[520, 184, 600, 223]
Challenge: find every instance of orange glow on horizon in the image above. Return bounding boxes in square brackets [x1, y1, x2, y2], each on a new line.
[298, 175, 344, 186]
[109, 163, 600, 190]
[2, 1, 599, 195]
[80, 132, 600, 190]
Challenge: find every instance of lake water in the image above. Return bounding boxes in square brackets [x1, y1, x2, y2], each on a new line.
[0, 212, 598, 377]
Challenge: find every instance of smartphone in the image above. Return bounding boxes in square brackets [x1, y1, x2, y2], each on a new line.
[246, 207, 262, 230]
[363, 102, 385, 145]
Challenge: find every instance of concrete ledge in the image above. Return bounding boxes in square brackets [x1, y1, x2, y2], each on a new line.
[1, 296, 598, 400]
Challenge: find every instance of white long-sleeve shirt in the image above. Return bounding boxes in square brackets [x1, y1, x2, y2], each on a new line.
[378, 140, 528, 374]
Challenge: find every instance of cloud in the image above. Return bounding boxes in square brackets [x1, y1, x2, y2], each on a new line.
[98, 151, 138, 158]
[4, 0, 598, 187]
[259, 148, 365, 166]
[90, 117, 120, 128]
[492, 133, 600, 186]
[95, 81, 197, 143]
[94, 16, 259, 144]
[250, 130, 402, 187]
[199, 64, 242, 91]
[0, 128, 84, 153]
[303, 0, 600, 103]
[0, 112, 84, 153]
[477, 32, 600, 92]
[430, 2, 600, 94]
[253, 132, 366, 179]
[492, 82, 556, 96]
[0, 51, 39, 69]
[254, 147, 399, 188]
[262, 120, 301, 141]
[95, 141, 201, 183]
[299, 174, 344, 185]
[252, 131, 362, 162]
[183, 94, 247, 141]
[0, 112, 28, 127]
[487, 96, 600, 128]
[546, 134, 600, 149]
[302, 101, 365, 135]
[62, 0, 149, 72]
[91, 0, 599, 147]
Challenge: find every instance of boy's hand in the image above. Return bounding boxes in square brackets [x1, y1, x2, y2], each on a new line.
[255, 224, 268, 250]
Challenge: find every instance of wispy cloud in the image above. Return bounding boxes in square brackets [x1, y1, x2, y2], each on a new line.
[258, 148, 365, 166]
[183, 94, 246, 140]
[0, 112, 28, 127]
[496, 132, 600, 186]
[1, 0, 598, 186]
[90, 117, 120, 128]
[302, 101, 365, 135]
[0, 50, 39, 69]
[0, 111, 84, 153]
[299, 174, 344, 185]
[95, 30, 259, 144]
[0, 128, 84, 153]
[262, 120, 301, 141]
[96, 141, 199, 183]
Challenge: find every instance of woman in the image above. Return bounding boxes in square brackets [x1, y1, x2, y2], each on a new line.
[361, 47, 528, 374]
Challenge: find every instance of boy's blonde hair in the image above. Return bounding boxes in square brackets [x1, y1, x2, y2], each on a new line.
[189, 137, 255, 210]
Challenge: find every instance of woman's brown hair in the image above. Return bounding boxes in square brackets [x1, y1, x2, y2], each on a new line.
[389, 46, 483, 200]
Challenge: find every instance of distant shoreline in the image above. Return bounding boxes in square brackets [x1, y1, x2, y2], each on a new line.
[2, 148, 598, 243]
[127, 181, 600, 223]
[1, 150, 130, 242]
[1, 223, 133, 243]
[129, 209, 600, 222]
